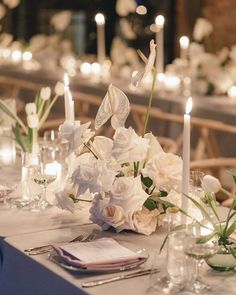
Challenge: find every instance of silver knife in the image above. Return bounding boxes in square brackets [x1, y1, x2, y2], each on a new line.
[82, 268, 159, 288]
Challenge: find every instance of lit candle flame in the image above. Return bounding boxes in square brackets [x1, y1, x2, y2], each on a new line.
[185, 97, 193, 115]
[179, 36, 189, 49]
[155, 15, 165, 27]
[64, 73, 69, 87]
[95, 13, 105, 25]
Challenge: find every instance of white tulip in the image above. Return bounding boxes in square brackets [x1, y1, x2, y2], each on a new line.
[25, 102, 36, 115]
[202, 175, 221, 193]
[54, 81, 64, 96]
[27, 114, 39, 128]
[40, 87, 51, 101]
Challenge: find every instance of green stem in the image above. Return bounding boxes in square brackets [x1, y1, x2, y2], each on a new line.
[223, 195, 236, 236]
[38, 95, 59, 129]
[142, 70, 157, 136]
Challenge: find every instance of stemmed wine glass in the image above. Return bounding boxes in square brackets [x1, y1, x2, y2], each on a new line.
[32, 163, 57, 210]
[184, 229, 218, 293]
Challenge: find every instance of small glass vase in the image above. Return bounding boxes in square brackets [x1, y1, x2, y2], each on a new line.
[205, 244, 236, 272]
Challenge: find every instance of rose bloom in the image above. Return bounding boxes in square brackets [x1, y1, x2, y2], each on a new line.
[27, 114, 39, 128]
[40, 86, 51, 101]
[25, 102, 36, 115]
[112, 127, 149, 163]
[133, 207, 160, 235]
[165, 189, 181, 208]
[101, 204, 125, 229]
[110, 176, 148, 213]
[142, 152, 182, 192]
[89, 194, 110, 229]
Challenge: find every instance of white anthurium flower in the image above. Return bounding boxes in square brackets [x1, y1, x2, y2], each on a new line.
[95, 84, 130, 130]
[142, 152, 182, 192]
[202, 175, 221, 193]
[110, 176, 148, 214]
[25, 102, 36, 115]
[55, 191, 75, 213]
[40, 86, 51, 101]
[50, 10, 72, 32]
[132, 207, 160, 236]
[116, 0, 137, 16]
[28, 34, 48, 52]
[27, 114, 39, 128]
[144, 133, 163, 161]
[0, 4, 6, 20]
[119, 19, 136, 40]
[193, 18, 213, 42]
[89, 194, 111, 229]
[3, 0, 20, 9]
[112, 127, 149, 163]
[54, 81, 64, 96]
[131, 39, 156, 87]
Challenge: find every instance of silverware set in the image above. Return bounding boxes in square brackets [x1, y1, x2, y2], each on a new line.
[24, 233, 96, 255]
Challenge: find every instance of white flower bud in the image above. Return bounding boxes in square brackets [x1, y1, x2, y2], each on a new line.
[25, 103, 36, 115]
[202, 175, 221, 193]
[40, 87, 51, 101]
[54, 81, 64, 96]
[27, 114, 39, 128]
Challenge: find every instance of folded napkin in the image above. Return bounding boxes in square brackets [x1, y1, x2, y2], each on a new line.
[53, 238, 148, 271]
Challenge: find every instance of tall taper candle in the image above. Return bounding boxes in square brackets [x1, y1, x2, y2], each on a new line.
[179, 36, 189, 60]
[63, 73, 74, 122]
[155, 15, 165, 75]
[95, 13, 105, 66]
[181, 96, 193, 224]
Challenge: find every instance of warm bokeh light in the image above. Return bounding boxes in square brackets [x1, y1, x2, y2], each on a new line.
[227, 86, 236, 98]
[22, 51, 32, 62]
[91, 62, 101, 75]
[136, 5, 147, 15]
[179, 36, 189, 49]
[11, 50, 22, 62]
[80, 62, 91, 75]
[155, 15, 165, 27]
[95, 13, 105, 25]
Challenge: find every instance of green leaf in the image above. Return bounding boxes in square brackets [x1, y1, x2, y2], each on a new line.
[12, 124, 28, 152]
[143, 198, 157, 211]
[35, 92, 41, 112]
[196, 231, 216, 244]
[141, 175, 153, 188]
[225, 221, 236, 237]
[27, 128, 34, 153]
[159, 190, 168, 197]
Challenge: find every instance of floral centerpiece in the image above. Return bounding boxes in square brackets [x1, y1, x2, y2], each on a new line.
[59, 40, 184, 236]
[0, 82, 64, 153]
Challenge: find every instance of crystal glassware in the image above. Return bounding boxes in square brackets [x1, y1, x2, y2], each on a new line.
[184, 231, 218, 293]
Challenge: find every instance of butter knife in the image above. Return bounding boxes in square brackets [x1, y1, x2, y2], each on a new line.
[82, 268, 159, 288]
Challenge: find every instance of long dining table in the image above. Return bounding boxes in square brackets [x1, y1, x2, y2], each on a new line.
[1, 157, 236, 295]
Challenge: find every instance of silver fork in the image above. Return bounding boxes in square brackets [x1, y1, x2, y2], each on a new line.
[24, 233, 96, 255]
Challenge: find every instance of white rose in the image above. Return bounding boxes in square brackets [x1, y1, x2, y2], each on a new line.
[25, 102, 36, 115]
[165, 189, 181, 208]
[110, 176, 148, 213]
[51, 10, 72, 32]
[119, 19, 136, 39]
[133, 207, 159, 235]
[112, 127, 149, 163]
[40, 87, 51, 101]
[54, 81, 64, 96]
[89, 194, 110, 229]
[142, 152, 182, 192]
[0, 4, 6, 20]
[202, 175, 221, 193]
[27, 114, 39, 128]
[101, 204, 125, 228]
[3, 0, 20, 9]
[144, 133, 163, 161]
[193, 18, 213, 42]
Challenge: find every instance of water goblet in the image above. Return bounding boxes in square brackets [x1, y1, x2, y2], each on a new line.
[184, 231, 218, 293]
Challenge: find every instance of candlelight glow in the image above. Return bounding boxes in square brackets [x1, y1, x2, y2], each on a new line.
[157, 73, 165, 82]
[164, 75, 180, 91]
[136, 5, 147, 15]
[80, 62, 91, 75]
[227, 86, 236, 98]
[155, 15, 165, 27]
[11, 50, 22, 62]
[185, 97, 193, 114]
[22, 51, 32, 62]
[179, 36, 189, 49]
[64, 73, 69, 86]
[91, 62, 101, 75]
[95, 13, 105, 25]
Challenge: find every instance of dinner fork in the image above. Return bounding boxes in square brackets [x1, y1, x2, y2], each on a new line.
[24, 233, 96, 255]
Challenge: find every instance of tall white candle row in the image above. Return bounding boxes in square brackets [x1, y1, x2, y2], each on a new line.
[155, 15, 165, 76]
[181, 97, 193, 224]
[63, 73, 74, 122]
[95, 13, 106, 66]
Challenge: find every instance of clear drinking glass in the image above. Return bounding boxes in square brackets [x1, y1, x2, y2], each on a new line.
[153, 231, 193, 294]
[184, 230, 218, 293]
